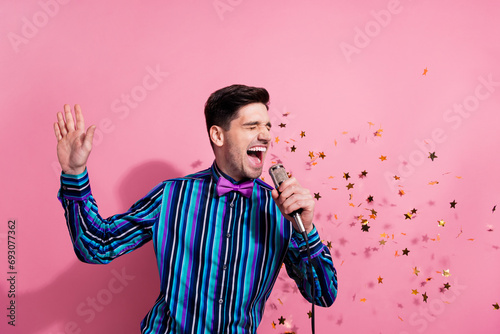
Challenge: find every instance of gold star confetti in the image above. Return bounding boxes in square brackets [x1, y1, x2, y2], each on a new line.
[402, 248, 410, 256]
[279, 123, 286, 128]
[319, 152, 326, 159]
[493, 303, 499, 310]
[379, 239, 386, 245]
[428, 152, 437, 161]
[413, 267, 420, 276]
[346, 183, 354, 190]
[378, 276, 383, 284]
[272, 321, 276, 329]
[290, 145, 296, 152]
[394, 175, 400, 180]
[308, 151, 315, 159]
[300, 131, 306, 138]
[314, 193, 321, 200]
[423, 67, 428, 75]
[442, 269, 451, 277]
[343, 172, 350, 180]
[379, 155, 387, 161]
[438, 219, 446, 227]
[412, 289, 419, 295]
[450, 200, 457, 208]
[428, 181, 439, 185]
[360, 298, 367, 302]
[422, 292, 428, 302]
[443, 282, 451, 290]
[398, 189, 405, 196]
[275, 136, 280, 143]
[278, 316, 285, 325]
[307, 310, 313, 318]
[360, 170, 368, 178]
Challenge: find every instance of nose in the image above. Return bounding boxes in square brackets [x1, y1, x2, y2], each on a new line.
[258, 125, 271, 142]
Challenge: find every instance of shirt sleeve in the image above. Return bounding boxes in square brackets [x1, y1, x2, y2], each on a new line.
[283, 225, 338, 307]
[57, 169, 164, 264]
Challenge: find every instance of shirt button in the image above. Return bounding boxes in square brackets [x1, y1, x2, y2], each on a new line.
[230, 203, 234, 208]
[226, 233, 231, 238]
[219, 299, 223, 304]
[223, 265, 227, 270]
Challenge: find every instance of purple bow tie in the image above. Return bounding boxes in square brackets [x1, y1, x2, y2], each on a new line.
[216, 177, 254, 198]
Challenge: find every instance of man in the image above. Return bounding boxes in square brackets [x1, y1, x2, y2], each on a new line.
[54, 84, 337, 333]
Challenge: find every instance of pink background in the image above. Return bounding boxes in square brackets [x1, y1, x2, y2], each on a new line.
[1, 0, 500, 333]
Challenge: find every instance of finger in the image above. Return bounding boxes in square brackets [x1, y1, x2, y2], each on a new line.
[83, 125, 96, 150]
[74, 104, 85, 131]
[278, 177, 300, 193]
[279, 185, 308, 205]
[282, 193, 313, 211]
[53, 122, 62, 141]
[64, 104, 75, 132]
[284, 198, 314, 216]
[271, 189, 279, 201]
[57, 111, 68, 136]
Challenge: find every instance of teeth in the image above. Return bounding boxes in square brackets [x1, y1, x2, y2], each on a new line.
[248, 147, 267, 152]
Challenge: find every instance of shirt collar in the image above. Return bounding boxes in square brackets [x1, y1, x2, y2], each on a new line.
[211, 160, 253, 185]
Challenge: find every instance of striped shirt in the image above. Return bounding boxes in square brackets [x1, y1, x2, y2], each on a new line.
[58, 162, 337, 333]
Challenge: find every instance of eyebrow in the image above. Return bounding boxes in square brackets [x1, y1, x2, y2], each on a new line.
[242, 121, 272, 128]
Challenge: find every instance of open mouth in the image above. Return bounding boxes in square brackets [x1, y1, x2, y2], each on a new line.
[247, 146, 266, 165]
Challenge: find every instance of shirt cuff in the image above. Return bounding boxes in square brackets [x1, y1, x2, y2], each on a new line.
[291, 225, 325, 260]
[59, 168, 92, 201]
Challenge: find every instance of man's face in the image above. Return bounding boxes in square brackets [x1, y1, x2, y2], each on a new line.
[216, 102, 271, 181]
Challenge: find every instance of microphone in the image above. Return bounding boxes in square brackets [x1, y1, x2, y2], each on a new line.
[269, 163, 307, 235]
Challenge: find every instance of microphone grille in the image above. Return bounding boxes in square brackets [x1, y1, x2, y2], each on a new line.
[269, 163, 289, 188]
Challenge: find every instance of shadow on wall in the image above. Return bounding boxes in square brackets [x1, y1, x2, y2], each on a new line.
[12, 160, 184, 334]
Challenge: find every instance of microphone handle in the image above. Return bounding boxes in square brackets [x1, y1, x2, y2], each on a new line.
[291, 212, 306, 234]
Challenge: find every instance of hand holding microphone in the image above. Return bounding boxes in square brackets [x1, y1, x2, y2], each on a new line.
[269, 164, 315, 235]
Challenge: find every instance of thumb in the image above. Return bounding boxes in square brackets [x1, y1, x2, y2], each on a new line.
[83, 125, 97, 149]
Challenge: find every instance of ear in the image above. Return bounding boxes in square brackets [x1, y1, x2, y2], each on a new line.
[209, 125, 224, 147]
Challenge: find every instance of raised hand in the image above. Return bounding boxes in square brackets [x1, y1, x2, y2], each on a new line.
[53, 104, 96, 175]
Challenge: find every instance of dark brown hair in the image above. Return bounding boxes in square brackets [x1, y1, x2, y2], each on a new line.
[204, 84, 270, 138]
